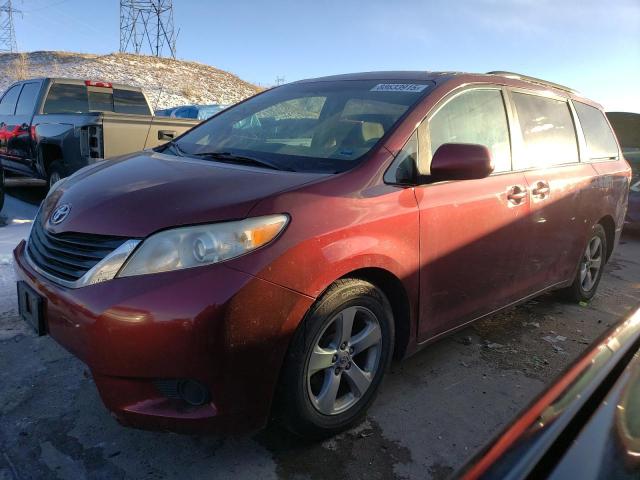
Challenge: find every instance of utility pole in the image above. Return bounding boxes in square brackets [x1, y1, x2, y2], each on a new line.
[0, 0, 19, 53]
[275, 76, 285, 86]
[119, 0, 177, 58]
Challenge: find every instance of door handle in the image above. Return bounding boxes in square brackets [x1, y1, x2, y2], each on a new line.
[532, 181, 550, 199]
[507, 185, 528, 205]
[158, 130, 176, 140]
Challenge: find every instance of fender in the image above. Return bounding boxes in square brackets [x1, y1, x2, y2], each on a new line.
[35, 122, 81, 176]
[227, 187, 421, 360]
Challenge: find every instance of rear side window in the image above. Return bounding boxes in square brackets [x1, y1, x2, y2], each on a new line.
[574, 102, 618, 161]
[428, 89, 512, 173]
[113, 89, 150, 115]
[15, 82, 40, 115]
[512, 93, 578, 169]
[43, 83, 88, 114]
[0, 84, 22, 115]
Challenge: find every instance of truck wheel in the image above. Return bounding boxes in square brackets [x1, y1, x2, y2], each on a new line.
[560, 224, 607, 303]
[276, 278, 394, 438]
[47, 162, 66, 191]
[0, 166, 5, 212]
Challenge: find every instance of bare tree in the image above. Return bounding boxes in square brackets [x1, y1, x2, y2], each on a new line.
[8, 52, 29, 81]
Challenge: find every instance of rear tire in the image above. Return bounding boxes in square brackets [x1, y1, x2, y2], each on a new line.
[560, 224, 607, 302]
[277, 278, 394, 439]
[47, 162, 66, 191]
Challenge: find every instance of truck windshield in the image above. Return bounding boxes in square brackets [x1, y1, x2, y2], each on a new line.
[172, 79, 434, 173]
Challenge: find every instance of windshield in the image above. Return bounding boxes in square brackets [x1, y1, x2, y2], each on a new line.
[170, 79, 434, 173]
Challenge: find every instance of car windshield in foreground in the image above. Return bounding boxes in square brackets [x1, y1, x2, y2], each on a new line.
[168, 79, 434, 173]
[190, 151, 293, 171]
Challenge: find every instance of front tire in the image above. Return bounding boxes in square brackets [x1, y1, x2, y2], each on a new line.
[561, 224, 607, 302]
[47, 161, 66, 191]
[277, 278, 394, 438]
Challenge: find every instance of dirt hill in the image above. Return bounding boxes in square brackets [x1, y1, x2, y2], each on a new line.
[0, 51, 261, 110]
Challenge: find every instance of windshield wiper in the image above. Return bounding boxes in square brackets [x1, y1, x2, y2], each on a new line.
[163, 140, 188, 157]
[190, 151, 294, 171]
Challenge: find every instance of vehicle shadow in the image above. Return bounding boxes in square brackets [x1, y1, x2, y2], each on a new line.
[5, 184, 47, 206]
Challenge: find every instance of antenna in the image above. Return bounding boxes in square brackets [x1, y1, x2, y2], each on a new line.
[0, 0, 19, 53]
[119, 0, 177, 58]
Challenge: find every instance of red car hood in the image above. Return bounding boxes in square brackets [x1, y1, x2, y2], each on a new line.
[43, 151, 325, 238]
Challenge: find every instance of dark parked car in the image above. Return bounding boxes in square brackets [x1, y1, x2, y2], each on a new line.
[459, 305, 640, 480]
[606, 112, 640, 229]
[170, 104, 229, 120]
[623, 148, 640, 229]
[14, 71, 631, 438]
[154, 106, 178, 117]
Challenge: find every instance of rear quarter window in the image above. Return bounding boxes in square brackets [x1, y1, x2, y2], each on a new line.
[574, 102, 619, 161]
[114, 89, 150, 115]
[512, 92, 579, 169]
[43, 83, 89, 114]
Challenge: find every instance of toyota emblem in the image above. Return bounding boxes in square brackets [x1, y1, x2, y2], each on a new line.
[50, 204, 71, 225]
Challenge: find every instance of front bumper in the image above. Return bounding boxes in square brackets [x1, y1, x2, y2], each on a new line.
[13, 240, 313, 433]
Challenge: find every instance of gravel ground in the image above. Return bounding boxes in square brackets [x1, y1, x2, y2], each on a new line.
[1, 186, 639, 480]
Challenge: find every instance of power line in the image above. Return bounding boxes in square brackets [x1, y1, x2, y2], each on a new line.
[0, 0, 19, 53]
[119, 0, 177, 59]
[20, 0, 72, 13]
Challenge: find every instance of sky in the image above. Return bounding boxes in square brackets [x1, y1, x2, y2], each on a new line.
[10, 0, 640, 112]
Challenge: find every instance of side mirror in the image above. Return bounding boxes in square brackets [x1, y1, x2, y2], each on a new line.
[429, 143, 494, 181]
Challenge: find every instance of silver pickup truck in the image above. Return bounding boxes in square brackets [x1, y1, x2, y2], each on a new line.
[0, 78, 200, 189]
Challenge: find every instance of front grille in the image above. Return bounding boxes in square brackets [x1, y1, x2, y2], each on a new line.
[27, 219, 129, 283]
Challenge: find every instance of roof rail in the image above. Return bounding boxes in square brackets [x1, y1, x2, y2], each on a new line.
[486, 71, 578, 94]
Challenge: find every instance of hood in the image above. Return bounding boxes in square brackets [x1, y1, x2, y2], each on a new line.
[44, 151, 325, 237]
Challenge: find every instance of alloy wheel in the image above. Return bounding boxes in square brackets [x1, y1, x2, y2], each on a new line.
[306, 305, 382, 415]
[580, 235, 603, 292]
[49, 171, 61, 190]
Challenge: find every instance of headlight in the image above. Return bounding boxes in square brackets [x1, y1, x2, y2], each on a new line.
[117, 214, 289, 277]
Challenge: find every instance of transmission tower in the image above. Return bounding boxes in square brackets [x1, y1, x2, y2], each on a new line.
[119, 0, 177, 58]
[0, 0, 18, 53]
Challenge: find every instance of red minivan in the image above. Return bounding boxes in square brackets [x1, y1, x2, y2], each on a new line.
[13, 71, 631, 438]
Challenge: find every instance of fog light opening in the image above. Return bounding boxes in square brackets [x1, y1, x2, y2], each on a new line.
[177, 379, 211, 406]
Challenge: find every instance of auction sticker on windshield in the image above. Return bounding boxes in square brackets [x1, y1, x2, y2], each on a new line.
[370, 83, 428, 92]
